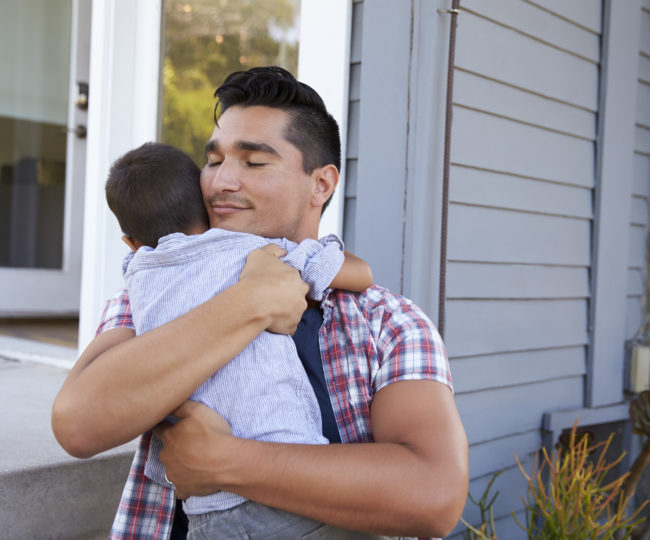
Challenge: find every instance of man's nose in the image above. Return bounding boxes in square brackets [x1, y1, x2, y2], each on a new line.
[207, 159, 241, 192]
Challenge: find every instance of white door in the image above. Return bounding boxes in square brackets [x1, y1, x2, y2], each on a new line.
[0, 0, 91, 316]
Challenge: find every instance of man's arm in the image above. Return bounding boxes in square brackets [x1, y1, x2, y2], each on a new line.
[156, 380, 468, 538]
[52, 244, 309, 458]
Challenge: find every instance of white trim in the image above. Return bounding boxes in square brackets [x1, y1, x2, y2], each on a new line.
[298, 0, 352, 238]
[78, 0, 162, 352]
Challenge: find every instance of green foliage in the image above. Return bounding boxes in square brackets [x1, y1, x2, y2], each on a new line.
[462, 421, 650, 539]
[514, 421, 646, 539]
[462, 471, 502, 540]
[160, 0, 299, 165]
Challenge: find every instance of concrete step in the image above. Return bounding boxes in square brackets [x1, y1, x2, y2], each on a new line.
[0, 353, 137, 539]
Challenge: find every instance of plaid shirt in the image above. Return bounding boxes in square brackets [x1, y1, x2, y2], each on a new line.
[101, 285, 452, 539]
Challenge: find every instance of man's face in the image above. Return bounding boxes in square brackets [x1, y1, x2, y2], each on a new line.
[200, 105, 315, 241]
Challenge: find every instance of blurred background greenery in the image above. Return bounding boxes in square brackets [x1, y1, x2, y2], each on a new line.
[160, 0, 300, 166]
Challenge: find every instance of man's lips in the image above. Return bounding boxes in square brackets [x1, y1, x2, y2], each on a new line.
[210, 204, 249, 215]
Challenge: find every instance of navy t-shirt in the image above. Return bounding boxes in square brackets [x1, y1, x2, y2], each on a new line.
[172, 306, 340, 536]
[291, 306, 342, 444]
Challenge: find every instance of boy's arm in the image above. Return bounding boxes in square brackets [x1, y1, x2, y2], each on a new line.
[52, 245, 308, 458]
[329, 250, 373, 292]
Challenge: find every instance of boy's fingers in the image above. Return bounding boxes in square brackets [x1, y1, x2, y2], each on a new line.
[169, 399, 200, 418]
[258, 243, 287, 258]
[153, 421, 170, 441]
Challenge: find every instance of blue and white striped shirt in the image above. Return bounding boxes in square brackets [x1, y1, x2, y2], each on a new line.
[122, 228, 344, 515]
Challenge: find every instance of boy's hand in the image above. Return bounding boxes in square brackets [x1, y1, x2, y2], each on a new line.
[239, 244, 308, 335]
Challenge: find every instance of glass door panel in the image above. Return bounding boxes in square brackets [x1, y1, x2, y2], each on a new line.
[160, 0, 300, 165]
[0, 0, 71, 269]
[0, 0, 90, 315]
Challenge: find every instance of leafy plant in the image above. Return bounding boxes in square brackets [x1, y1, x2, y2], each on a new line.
[462, 393, 650, 538]
[462, 471, 502, 540]
[514, 421, 647, 539]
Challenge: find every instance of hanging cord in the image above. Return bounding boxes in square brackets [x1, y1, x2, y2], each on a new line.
[437, 0, 461, 340]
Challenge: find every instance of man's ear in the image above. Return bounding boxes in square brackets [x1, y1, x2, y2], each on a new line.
[311, 164, 339, 209]
[121, 235, 142, 252]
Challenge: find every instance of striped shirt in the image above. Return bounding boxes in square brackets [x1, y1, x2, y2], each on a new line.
[104, 281, 452, 540]
[123, 229, 343, 514]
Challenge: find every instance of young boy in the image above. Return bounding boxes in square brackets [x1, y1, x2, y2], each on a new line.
[105, 141, 374, 538]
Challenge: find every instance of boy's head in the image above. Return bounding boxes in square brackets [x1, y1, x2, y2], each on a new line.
[106, 142, 209, 248]
[213, 66, 341, 212]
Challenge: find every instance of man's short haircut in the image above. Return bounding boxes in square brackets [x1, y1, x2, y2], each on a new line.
[105, 142, 208, 248]
[214, 66, 341, 211]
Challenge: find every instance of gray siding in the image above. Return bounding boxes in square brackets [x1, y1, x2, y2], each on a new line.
[430, 1, 601, 536]
[343, 1, 642, 538]
[627, 0, 650, 339]
[342, 0, 363, 253]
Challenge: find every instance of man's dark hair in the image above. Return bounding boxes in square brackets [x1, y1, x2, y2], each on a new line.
[105, 142, 208, 248]
[214, 66, 341, 212]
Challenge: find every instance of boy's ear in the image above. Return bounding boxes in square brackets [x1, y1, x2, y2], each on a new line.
[121, 235, 142, 252]
[311, 164, 339, 209]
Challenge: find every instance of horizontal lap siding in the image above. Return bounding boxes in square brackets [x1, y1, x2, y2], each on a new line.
[449, 1, 600, 534]
[446, 299, 589, 357]
[627, 3, 650, 340]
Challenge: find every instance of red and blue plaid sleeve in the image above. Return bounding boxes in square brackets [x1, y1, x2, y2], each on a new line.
[372, 298, 452, 393]
[96, 288, 135, 335]
[109, 431, 176, 539]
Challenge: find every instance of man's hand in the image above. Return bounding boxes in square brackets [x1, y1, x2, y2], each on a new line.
[239, 243, 309, 335]
[154, 400, 233, 500]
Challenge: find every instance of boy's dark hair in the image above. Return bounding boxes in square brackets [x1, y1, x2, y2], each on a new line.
[105, 142, 208, 248]
[214, 66, 340, 211]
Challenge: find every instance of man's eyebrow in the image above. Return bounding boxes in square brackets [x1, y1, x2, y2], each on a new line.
[204, 139, 281, 157]
[205, 140, 219, 155]
[237, 141, 280, 157]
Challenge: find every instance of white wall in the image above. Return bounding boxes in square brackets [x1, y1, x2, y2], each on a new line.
[298, 0, 352, 238]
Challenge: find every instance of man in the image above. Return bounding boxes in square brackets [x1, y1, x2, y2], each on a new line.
[52, 67, 468, 539]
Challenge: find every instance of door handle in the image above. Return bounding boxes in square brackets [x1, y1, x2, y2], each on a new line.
[62, 124, 87, 139]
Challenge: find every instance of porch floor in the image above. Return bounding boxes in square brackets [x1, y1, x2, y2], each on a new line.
[0, 317, 78, 348]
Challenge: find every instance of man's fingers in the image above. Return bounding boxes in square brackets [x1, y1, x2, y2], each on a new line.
[152, 400, 201, 441]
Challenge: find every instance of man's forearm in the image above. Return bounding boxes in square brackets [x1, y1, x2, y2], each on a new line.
[157, 382, 468, 538]
[218, 439, 465, 538]
[53, 280, 281, 457]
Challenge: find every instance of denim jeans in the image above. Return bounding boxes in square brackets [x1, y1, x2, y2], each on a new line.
[187, 501, 400, 540]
